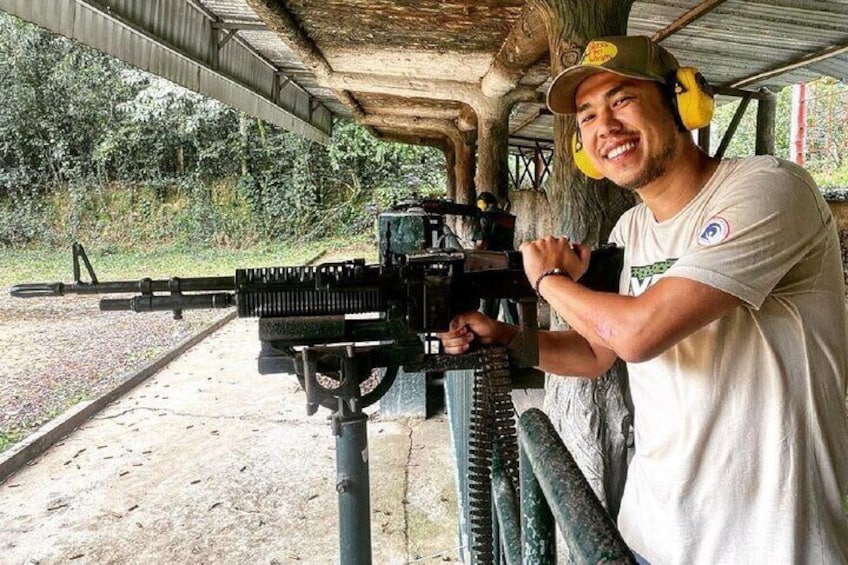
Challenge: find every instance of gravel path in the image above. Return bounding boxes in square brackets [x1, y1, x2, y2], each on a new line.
[0, 291, 228, 449]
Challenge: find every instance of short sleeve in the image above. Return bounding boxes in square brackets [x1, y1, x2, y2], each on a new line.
[666, 160, 831, 309]
[608, 211, 630, 248]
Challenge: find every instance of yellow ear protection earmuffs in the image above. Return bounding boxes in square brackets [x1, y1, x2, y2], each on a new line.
[571, 67, 715, 179]
[572, 132, 604, 179]
[672, 67, 714, 131]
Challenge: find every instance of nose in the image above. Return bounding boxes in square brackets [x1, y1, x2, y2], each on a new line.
[596, 107, 622, 138]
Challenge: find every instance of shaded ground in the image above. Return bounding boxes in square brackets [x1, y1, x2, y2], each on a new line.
[0, 319, 461, 564]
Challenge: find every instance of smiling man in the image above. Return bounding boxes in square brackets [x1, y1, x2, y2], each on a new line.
[439, 36, 848, 563]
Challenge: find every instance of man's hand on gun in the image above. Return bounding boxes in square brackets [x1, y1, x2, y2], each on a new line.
[436, 311, 517, 354]
[437, 236, 592, 355]
[518, 236, 591, 285]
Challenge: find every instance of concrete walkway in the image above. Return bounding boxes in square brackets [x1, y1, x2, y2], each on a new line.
[0, 319, 461, 565]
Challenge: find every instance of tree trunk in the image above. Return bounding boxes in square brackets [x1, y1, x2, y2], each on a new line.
[443, 143, 457, 202]
[528, 0, 637, 520]
[239, 113, 250, 177]
[442, 142, 459, 237]
[454, 139, 477, 243]
[474, 98, 511, 203]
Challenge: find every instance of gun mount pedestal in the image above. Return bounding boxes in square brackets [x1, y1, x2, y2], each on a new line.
[333, 398, 372, 565]
[261, 326, 410, 565]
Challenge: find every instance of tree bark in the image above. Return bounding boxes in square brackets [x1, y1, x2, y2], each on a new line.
[454, 138, 477, 242]
[239, 113, 250, 177]
[474, 98, 511, 203]
[528, 0, 637, 520]
[443, 143, 457, 203]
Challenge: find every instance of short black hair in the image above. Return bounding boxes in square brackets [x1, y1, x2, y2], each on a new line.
[658, 79, 687, 132]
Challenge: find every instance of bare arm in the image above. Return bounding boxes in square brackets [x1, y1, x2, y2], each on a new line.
[524, 238, 742, 363]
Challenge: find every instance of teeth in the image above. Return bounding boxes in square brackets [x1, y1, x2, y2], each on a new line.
[606, 142, 636, 160]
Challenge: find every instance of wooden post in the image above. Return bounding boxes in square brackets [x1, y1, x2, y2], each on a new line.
[755, 88, 776, 156]
[474, 98, 512, 203]
[792, 82, 807, 166]
[443, 144, 457, 202]
[454, 139, 477, 242]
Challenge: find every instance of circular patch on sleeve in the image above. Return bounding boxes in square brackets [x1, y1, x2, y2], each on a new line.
[697, 217, 730, 246]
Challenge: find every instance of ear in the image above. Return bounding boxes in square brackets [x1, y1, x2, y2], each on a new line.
[571, 133, 604, 180]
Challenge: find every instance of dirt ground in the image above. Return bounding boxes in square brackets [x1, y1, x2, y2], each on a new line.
[0, 319, 461, 565]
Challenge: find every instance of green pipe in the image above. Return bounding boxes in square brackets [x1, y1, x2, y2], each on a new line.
[492, 463, 522, 565]
[519, 408, 635, 564]
[519, 438, 555, 564]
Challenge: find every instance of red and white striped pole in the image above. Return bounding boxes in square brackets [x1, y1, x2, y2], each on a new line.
[790, 82, 807, 166]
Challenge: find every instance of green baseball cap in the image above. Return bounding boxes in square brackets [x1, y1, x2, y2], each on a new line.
[547, 35, 680, 115]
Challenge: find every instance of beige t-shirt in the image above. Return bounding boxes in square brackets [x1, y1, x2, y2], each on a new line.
[609, 156, 848, 564]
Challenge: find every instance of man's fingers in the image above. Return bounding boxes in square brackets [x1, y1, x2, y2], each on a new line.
[575, 242, 591, 262]
[439, 328, 474, 354]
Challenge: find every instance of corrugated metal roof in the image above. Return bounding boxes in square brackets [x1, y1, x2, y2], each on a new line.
[3, 0, 848, 150]
[629, 0, 848, 92]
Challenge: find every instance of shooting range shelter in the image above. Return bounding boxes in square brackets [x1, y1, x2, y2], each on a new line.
[3, 0, 848, 563]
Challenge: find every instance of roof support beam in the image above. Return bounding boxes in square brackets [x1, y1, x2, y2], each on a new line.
[211, 21, 267, 31]
[510, 109, 541, 135]
[244, 0, 384, 137]
[359, 115, 474, 147]
[728, 39, 848, 89]
[218, 29, 238, 49]
[481, 2, 549, 98]
[715, 94, 752, 159]
[651, 0, 729, 43]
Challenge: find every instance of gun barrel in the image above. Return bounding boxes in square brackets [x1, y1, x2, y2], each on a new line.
[11, 276, 235, 298]
[100, 293, 235, 313]
[10, 282, 66, 298]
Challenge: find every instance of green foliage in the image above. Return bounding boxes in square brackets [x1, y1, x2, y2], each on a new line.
[0, 14, 133, 192]
[0, 13, 446, 249]
[710, 77, 848, 188]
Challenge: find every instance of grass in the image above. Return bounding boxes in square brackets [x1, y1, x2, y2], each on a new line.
[0, 430, 20, 453]
[0, 235, 378, 288]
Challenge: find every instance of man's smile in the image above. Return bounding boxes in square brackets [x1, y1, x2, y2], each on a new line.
[604, 141, 639, 161]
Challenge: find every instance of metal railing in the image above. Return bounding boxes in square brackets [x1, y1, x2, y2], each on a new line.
[491, 408, 636, 564]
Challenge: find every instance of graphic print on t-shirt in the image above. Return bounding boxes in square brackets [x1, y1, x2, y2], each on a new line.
[697, 216, 731, 246]
[629, 258, 677, 296]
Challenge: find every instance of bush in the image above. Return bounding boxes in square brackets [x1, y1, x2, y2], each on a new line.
[0, 190, 49, 246]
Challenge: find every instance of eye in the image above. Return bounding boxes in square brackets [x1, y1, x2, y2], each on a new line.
[578, 113, 595, 125]
[612, 95, 635, 108]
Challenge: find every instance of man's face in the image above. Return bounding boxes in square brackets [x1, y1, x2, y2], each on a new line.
[574, 72, 681, 190]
